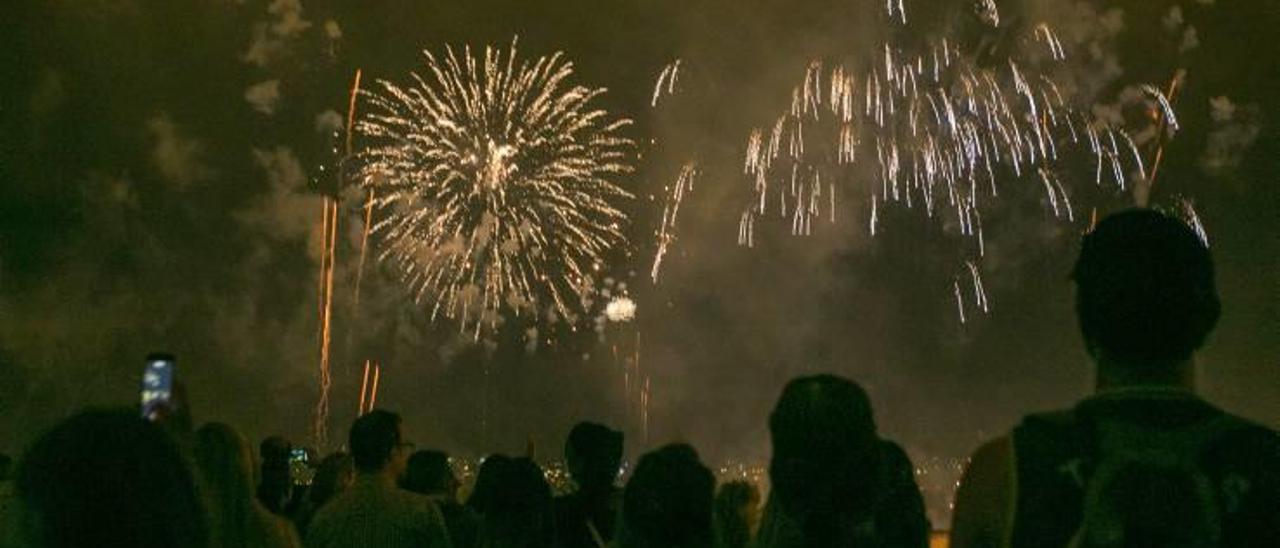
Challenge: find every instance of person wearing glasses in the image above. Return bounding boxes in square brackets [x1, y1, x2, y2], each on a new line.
[306, 410, 452, 548]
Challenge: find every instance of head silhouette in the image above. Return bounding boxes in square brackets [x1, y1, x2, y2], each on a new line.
[714, 481, 761, 548]
[476, 457, 556, 548]
[619, 443, 715, 548]
[469, 454, 514, 513]
[256, 435, 292, 512]
[402, 450, 457, 498]
[15, 408, 209, 548]
[768, 375, 879, 539]
[259, 436, 291, 464]
[193, 423, 267, 548]
[310, 451, 355, 506]
[1074, 209, 1219, 371]
[195, 423, 257, 501]
[564, 421, 623, 491]
[349, 410, 406, 475]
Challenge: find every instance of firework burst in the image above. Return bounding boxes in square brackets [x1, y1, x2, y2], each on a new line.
[356, 40, 636, 336]
[736, 1, 1181, 323]
[740, 30, 1164, 246]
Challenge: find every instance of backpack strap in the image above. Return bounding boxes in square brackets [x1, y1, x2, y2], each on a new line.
[1008, 410, 1097, 548]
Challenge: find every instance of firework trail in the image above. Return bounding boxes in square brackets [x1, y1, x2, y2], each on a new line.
[1167, 196, 1209, 247]
[356, 39, 636, 337]
[641, 375, 651, 445]
[347, 68, 372, 315]
[1143, 70, 1187, 202]
[736, 1, 1180, 322]
[313, 69, 364, 449]
[952, 261, 990, 324]
[651, 59, 682, 107]
[313, 197, 338, 447]
[651, 162, 697, 283]
[357, 359, 382, 416]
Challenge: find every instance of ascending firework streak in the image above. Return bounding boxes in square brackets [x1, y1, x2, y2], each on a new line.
[614, 330, 647, 445]
[356, 39, 636, 337]
[347, 69, 374, 317]
[314, 70, 363, 449]
[641, 375, 651, 446]
[314, 197, 338, 447]
[357, 359, 382, 416]
[651, 162, 697, 283]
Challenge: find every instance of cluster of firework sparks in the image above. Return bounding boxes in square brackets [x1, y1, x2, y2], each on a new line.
[342, 0, 1197, 335]
[305, 0, 1210, 443]
[731, 0, 1181, 322]
[320, 0, 1239, 356]
[355, 40, 635, 337]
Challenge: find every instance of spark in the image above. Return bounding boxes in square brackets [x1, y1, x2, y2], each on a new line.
[1171, 196, 1210, 247]
[605, 296, 637, 322]
[1142, 84, 1181, 134]
[651, 162, 697, 283]
[976, 0, 1000, 27]
[356, 39, 635, 337]
[967, 261, 989, 313]
[652, 59, 683, 107]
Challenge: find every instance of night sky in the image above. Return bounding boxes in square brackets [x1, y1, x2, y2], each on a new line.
[1, 0, 1277, 525]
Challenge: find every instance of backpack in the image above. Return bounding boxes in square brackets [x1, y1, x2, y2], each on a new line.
[1066, 415, 1245, 548]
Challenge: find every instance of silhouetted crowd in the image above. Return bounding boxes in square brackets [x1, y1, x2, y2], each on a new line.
[1, 210, 1278, 548]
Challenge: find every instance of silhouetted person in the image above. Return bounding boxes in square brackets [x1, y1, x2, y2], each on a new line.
[403, 450, 480, 548]
[194, 423, 300, 548]
[950, 209, 1280, 548]
[292, 452, 354, 532]
[11, 409, 209, 548]
[756, 375, 928, 548]
[305, 410, 451, 548]
[468, 454, 514, 515]
[0, 452, 18, 545]
[554, 422, 623, 548]
[475, 457, 556, 548]
[258, 436, 294, 516]
[614, 443, 714, 548]
[713, 481, 760, 548]
[0, 453, 12, 483]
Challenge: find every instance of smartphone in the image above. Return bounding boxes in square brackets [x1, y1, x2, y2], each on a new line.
[141, 353, 176, 421]
[290, 447, 314, 486]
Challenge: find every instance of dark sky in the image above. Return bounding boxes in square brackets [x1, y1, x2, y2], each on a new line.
[1, 0, 1277, 525]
